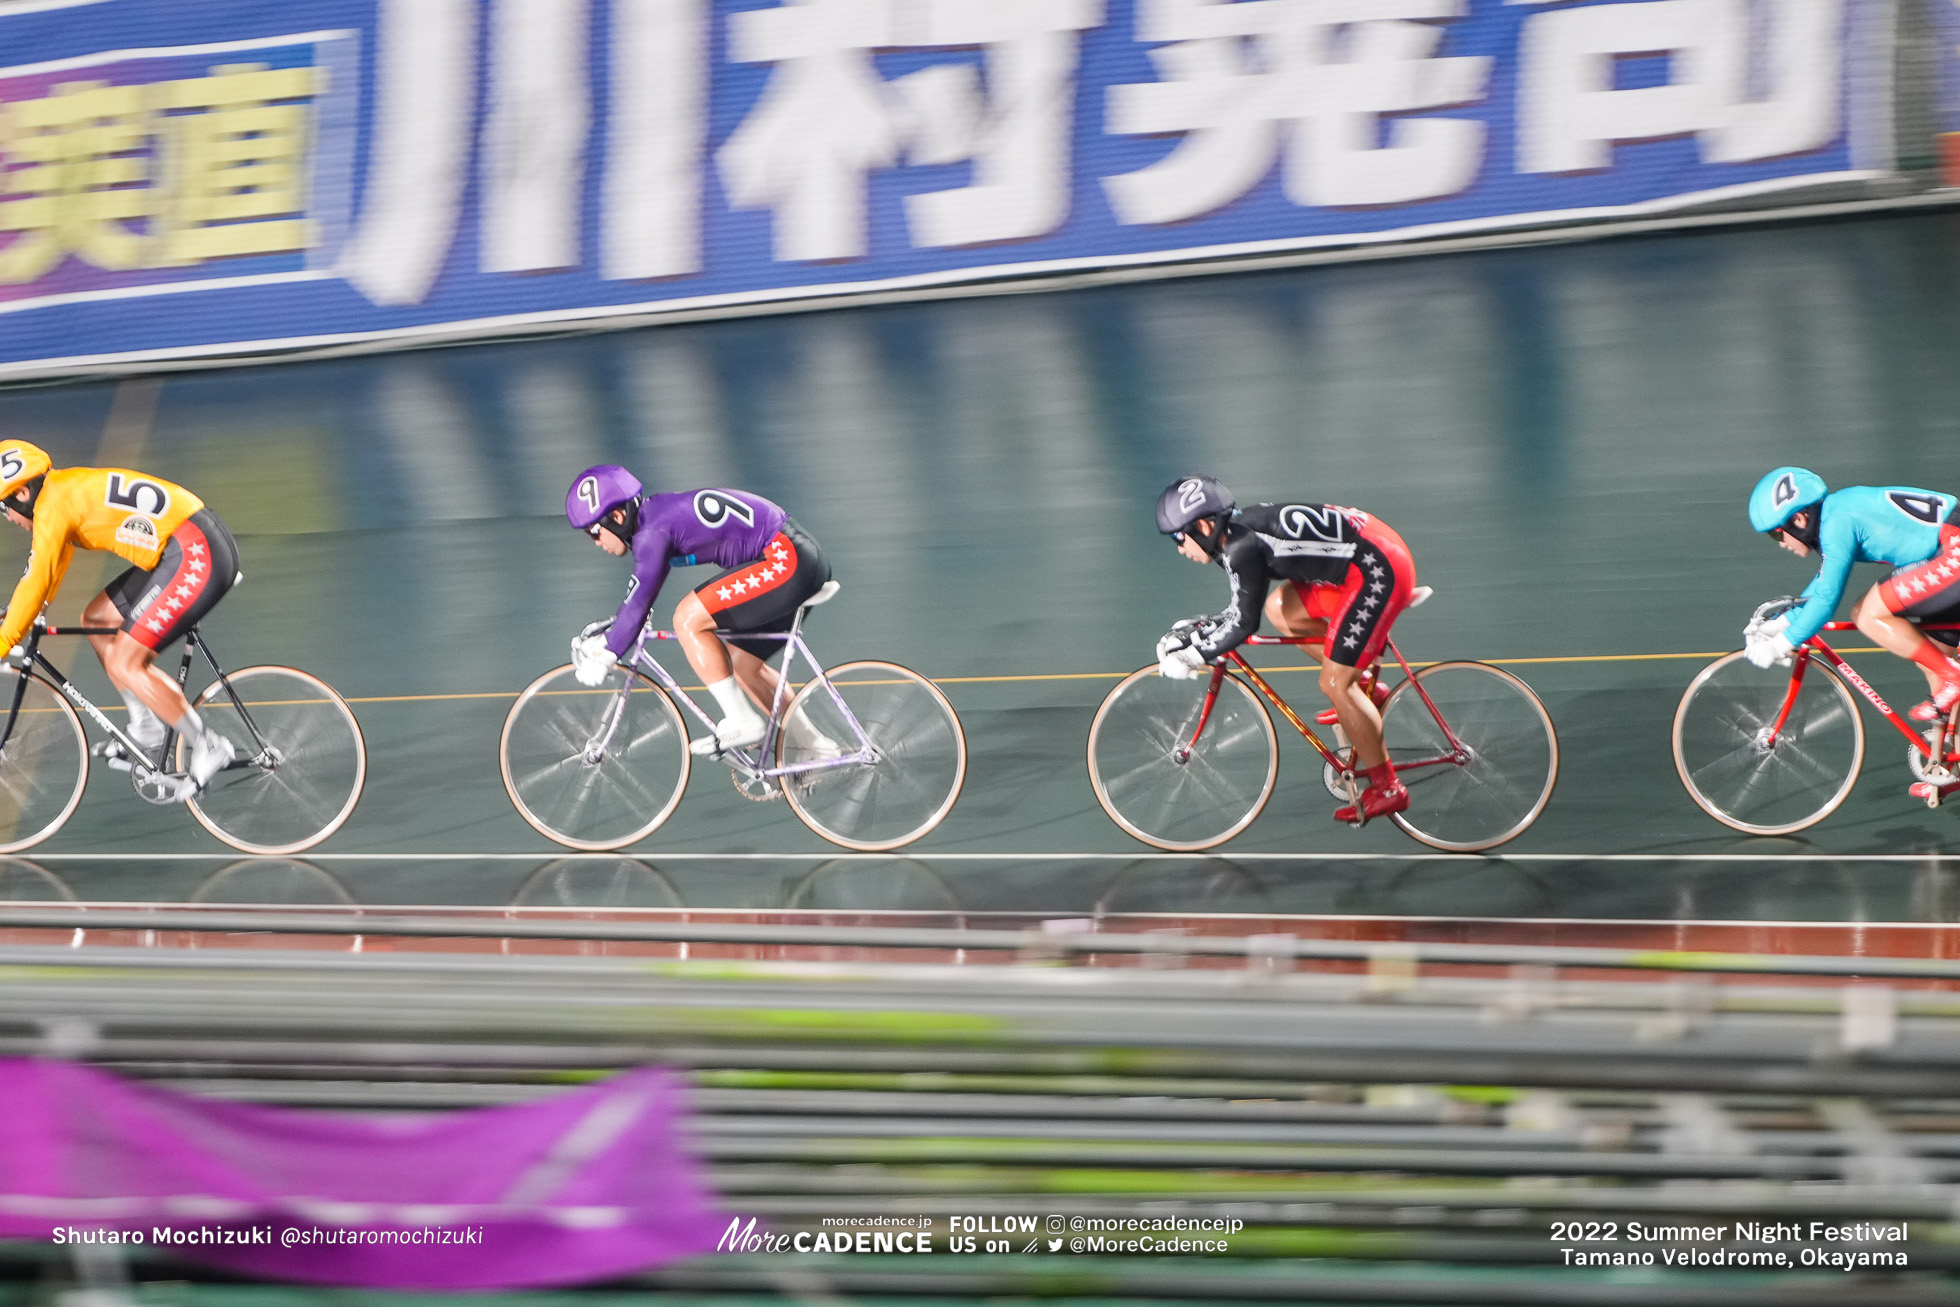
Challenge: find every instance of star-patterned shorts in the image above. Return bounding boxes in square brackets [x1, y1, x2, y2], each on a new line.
[1882, 522, 1960, 632]
[694, 519, 831, 661]
[105, 508, 239, 652]
[1297, 520, 1416, 668]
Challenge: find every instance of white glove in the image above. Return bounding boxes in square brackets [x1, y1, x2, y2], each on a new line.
[571, 635, 617, 687]
[1157, 645, 1207, 680]
[1155, 618, 1211, 661]
[1743, 616, 1794, 670]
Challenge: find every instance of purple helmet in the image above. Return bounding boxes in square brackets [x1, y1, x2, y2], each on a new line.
[566, 465, 643, 530]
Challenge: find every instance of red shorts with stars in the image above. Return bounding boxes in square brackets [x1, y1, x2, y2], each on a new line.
[1294, 518, 1416, 668]
[105, 508, 240, 651]
[1881, 523, 1960, 622]
[692, 520, 831, 662]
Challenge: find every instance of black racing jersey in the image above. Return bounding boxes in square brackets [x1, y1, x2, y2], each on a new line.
[1189, 503, 1373, 659]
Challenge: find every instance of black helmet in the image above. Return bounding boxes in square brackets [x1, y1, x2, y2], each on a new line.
[1155, 476, 1235, 535]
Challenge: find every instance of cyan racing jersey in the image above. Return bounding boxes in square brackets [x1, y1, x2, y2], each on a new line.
[1784, 485, 1957, 644]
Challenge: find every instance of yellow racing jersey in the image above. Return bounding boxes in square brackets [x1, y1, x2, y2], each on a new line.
[0, 466, 204, 650]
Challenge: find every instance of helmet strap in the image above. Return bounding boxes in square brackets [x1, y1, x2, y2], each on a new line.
[9, 474, 43, 520]
[598, 495, 641, 546]
[1783, 509, 1820, 552]
[1196, 512, 1231, 560]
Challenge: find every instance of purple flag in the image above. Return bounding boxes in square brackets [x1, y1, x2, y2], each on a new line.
[0, 1059, 724, 1288]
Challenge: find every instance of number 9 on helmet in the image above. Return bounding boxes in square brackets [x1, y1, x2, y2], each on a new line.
[566, 465, 643, 531]
[1748, 467, 1826, 534]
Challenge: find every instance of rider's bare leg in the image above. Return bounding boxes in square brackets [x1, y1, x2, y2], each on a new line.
[672, 592, 767, 752]
[1263, 587, 1327, 652]
[675, 595, 784, 707]
[1855, 586, 1957, 696]
[1321, 661, 1387, 769]
[83, 591, 193, 726]
[673, 592, 733, 684]
[730, 647, 783, 711]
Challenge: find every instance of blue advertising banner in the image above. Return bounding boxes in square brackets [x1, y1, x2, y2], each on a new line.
[0, 0, 1896, 378]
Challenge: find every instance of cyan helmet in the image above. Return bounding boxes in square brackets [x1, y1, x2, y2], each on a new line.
[566, 465, 643, 531]
[1155, 475, 1235, 535]
[1748, 467, 1827, 534]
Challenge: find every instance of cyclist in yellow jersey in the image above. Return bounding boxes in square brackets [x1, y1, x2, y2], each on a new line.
[0, 441, 241, 796]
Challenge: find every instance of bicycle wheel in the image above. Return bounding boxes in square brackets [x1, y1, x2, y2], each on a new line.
[1673, 651, 1863, 835]
[178, 666, 366, 855]
[1381, 662, 1558, 852]
[0, 673, 87, 853]
[778, 661, 966, 850]
[1088, 667, 1278, 851]
[501, 664, 691, 850]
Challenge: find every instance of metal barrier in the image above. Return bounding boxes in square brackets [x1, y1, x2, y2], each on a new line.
[0, 926, 1958, 1303]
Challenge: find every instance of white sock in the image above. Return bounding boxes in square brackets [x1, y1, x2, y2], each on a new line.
[120, 689, 161, 732]
[705, 677, 761, 729]
[177, 706, 205, 744]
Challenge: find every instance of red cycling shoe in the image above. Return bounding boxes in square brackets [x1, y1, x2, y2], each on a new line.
[1315, 676, 1391, 726]
[1909, 676, 1960, 724]
[1336, 780, 1409, 825]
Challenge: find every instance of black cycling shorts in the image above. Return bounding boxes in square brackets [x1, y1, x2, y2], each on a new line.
[692, 519, 832, 661]
[105, 508, 239, 651]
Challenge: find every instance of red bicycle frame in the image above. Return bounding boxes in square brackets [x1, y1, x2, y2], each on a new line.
[1768, 621, 1960, 795]
[1175, 634, 1466, 778]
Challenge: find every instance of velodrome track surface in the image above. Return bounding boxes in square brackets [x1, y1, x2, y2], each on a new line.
[5, 210, 1960, 924]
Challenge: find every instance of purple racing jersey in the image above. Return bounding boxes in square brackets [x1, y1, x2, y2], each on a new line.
[606, 488, 788, 656]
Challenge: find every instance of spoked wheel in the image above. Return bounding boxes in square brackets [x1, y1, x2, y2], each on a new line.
[778, 660, 966, 851]
[1673, 651, 1863, 835]
[500, 664, 691, 851]
[1088, 666, 1278, 851]
[0, 672, 87, 853]
[179, 665, 366, 855]
[1380, 662, 1558, 852]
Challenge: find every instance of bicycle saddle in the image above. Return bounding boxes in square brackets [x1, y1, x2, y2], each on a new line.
[801, 580, 841, 609]
[1408, 585, 1433, 608]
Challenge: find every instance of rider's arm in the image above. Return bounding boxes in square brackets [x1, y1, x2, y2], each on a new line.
[603, 529, 672, 658]
[1190, 537, 1268, 660]
[0, 522, 71, 652]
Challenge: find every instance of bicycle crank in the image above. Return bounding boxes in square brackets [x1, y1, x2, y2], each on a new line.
[128, 760, 189, 806]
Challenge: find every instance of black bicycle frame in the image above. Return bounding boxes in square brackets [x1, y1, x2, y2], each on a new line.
[0, 620, 264, 768]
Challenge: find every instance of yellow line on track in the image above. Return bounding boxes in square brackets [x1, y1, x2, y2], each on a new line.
[327, 645, 1899, 705]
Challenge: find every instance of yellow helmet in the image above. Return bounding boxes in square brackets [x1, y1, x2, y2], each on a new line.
[0, 441, 50, 506]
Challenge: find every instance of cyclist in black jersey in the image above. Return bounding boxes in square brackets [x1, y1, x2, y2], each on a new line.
[1156, 477, 1419, 825]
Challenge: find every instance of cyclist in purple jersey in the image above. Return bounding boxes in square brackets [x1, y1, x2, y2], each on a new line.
[565, 468, 832, 755]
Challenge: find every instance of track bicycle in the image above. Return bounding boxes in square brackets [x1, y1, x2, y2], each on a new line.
[0, 616, 366, 854]
[1087, 592, 1559, 852]
[1673, 598, 1960, 834]
[499, 580, 967, 852]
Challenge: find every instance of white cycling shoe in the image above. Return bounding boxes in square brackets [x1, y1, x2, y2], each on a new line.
[179, 732, 236, 799]
[794, 730, 848, 761]
[689, 715, 765, 757]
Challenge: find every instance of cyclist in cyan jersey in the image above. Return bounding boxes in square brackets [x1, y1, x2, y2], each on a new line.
[1746, 467, 1960, 722]
[566, 467, 831, 755]
[0, 441, 240, 797]
[1154, 476, 1418, 825]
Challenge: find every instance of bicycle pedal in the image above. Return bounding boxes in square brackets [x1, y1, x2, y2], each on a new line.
[91, 740, 137, 772]
[1911, 781, 1945, 809]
